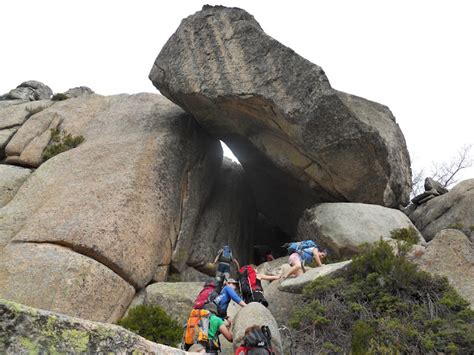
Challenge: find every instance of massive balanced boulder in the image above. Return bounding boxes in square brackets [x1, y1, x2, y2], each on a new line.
[150, 5, 412, 234]
[0, 93, 221, 322]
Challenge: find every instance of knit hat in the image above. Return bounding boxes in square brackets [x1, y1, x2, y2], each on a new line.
[203, 302, 218, 315]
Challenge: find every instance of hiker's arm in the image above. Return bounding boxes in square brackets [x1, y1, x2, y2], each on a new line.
[258, 273, 281, 281]
[219, 323, 233, 342]
[213, 250, 221, 264]
[233, 258, 240, 270]
[313, 249, 323, 267]
[226, 287, 245, 306]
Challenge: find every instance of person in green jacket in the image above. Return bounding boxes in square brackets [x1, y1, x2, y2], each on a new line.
[204, 302, 233, 353]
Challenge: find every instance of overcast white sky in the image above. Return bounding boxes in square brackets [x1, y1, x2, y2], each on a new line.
[1, 0, 473, 184]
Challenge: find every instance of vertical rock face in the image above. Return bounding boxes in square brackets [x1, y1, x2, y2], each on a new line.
[185, 158, 256, 272]
[0, 93, 222, 322]
[150, 5, 412, 234]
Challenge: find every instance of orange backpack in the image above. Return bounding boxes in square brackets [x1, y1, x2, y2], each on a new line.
[183, 308, 211, 347]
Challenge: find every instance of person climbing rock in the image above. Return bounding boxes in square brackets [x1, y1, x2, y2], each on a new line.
[213, 245, 240, 292]
[282, 240, 327, 279]
[204, 302, 234, 353]
[234, 325, 275, 354]
[214, 278, 246, 318]
[238, 264, 280, 307]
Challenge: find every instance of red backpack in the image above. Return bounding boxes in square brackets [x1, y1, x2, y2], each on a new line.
[234, 325, 275, 355]
[238, 265, 258, 303]
[240, 265, 257, 290]
[193, 280, 216, 309]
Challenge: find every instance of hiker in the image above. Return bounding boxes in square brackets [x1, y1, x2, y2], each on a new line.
[213, 245, 240, 292]
[282, 240, 327, 279]
[238, 265, 280, 307]
[204, 302, 233, 353]
[214, 278, 246, 318]
[235, 325, 275, 355]
[264, 250, 275, 262]
[182, 302, 232, 353]
[193, 280, 217, 310]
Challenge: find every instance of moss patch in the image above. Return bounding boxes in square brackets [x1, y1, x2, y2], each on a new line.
[61, 329, 89, 352]
[19, 337, 39, 354]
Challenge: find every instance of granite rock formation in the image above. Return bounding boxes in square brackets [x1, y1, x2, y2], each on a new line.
[0, 93, 221, 322]
[409, 179, 473, 241]
[414, 229, 474, 308]
[185, 158, 256, 274]
[298, 203, 424, 257]
[0, 80, 53, 101]
[0, 299, 186, 354]
[150, 5, 412, 234]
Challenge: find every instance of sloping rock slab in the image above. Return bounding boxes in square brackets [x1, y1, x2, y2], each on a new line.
[0, 299, 186, 354]
[0, 165, 31, 207]
[231, 302, 282, 354]
[278, 260, 352, 294]
[0, 243, 134, 323]
[150, 5, 411, 234]
[409, 179, 474, 241]
[298, 203, 424, 257]
[0, 100, 53, 130]
[414, 229, 474, 308]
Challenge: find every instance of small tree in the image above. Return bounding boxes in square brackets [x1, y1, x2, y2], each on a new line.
[411, 144, 472, 197]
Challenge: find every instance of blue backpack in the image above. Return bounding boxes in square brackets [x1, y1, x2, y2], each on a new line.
[287, 240, 319, 264]
[219, 245, 233, 264]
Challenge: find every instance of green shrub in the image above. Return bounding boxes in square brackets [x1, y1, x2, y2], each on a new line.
[290, 240, 474, 354]
[117, 304, 182, 346]
[390, 226, 420, 245]
[42, 127, 84, 161]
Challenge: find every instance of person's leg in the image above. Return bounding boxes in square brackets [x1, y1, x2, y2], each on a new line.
[283, 255, 303, 278]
